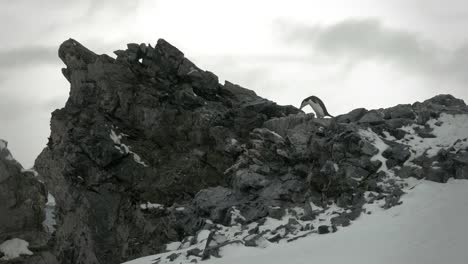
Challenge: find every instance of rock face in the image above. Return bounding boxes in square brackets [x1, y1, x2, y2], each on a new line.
[0, 140, 57, 264]
[35, 39, 297, 264]
[34, 39, 468, 264]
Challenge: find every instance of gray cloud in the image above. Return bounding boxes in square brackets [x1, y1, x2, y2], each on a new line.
[0, 46, 59, 69]
[279, 18, 468, 85]
[447, 44, 468, 81]
[281, 19, 436, 68]
[84, 0, 142, 19]
[0, 0, 143, 50]
[0, 95, 34, 122]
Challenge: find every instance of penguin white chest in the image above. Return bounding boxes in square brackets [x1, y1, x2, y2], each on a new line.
[308, 100, 324, 117]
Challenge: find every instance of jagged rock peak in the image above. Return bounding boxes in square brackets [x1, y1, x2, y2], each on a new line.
[0, 139, 20, 167]
[59, 39, 97, 70]
[36, 38, 298, 264]
[422, 94, 466, 107]
[0, 138, 7, 149]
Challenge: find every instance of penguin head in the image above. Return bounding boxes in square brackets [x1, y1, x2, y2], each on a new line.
[300, 99, 309, 110]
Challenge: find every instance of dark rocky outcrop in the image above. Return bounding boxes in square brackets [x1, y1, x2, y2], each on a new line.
[0, 140, 57, 264]
[32, 38, 468, 264]
[35, 39, 297, 264]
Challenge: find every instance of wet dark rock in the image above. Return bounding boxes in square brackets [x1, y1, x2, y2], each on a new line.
[423, 94, 466, 108]
[331, 215, 351, 227]
[359, 111, 385, 124]
[336, 108, 368, 123]
[243, 234, 265, 247]
[267, 206, 286, 220]
[414, 126, 436, 138]
[425, 167, 452, 183]
[382, 143, 411, 168]
[452, 152, 468, 179]
[317, 225, 336, 234]
[360, 140, 379, 156]
[384, 118, 414, 129]
[384, 104, 415, 120]
[193, 187, 237, 222]
[233, 170, 269, 192]
[383, 188, 405, 209]
[167, 253, 181, 261]
[455, 165, 468, 179]
[395, 166, 423, 179]
[186, 248, 202, 257]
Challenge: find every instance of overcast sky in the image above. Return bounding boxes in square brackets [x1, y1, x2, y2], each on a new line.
[1, 0, 468, 167]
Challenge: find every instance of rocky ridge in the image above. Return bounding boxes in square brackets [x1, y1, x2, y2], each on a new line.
[127, 95, 468, 264]
[19, 38, 468, 264]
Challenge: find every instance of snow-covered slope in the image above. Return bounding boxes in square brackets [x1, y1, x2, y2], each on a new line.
[125, 179, 468, 264]
[205, 179, 468, 264]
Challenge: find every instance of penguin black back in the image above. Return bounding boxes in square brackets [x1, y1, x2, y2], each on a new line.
[300, 95, 334, 118]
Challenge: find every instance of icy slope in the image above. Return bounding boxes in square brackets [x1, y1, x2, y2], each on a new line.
[204, 179, 468, 264]
[127, 179, 468, 264]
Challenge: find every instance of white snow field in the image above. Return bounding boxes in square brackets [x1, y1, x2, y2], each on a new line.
[125, 179, 468, 264]
[203, 179, 468, 264]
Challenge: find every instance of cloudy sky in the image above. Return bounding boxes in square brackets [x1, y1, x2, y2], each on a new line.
[1, 0, 468, 167]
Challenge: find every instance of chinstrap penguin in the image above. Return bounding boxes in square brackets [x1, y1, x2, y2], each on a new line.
[300, 96, 334, 118]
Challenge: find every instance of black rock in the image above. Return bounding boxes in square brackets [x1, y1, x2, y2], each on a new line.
[359, 111, 385, 124]
[336, 108, 368, 123]
[317, 225, 335, 234]
[383, 104, 415, 120]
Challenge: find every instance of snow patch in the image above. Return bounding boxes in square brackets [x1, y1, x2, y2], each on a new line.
[43, 193, 57, 233]
[229, 207, 246, 225]
[359, 128, 392, 174]
[110, 129, 149, 167]
[0, 239, 33, 260]
[21, 168, 39, 177]
[309, 201, 323, 211]
[140, 202, 164, 210]
[395, 113, 468, 160]
[187, 67, 199, 75]
[165, 242, 181, 251]
[196, 230, 211, 244]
